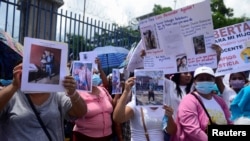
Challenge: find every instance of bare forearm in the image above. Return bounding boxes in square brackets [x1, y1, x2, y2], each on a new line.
[68, 92, 87, 117]
[0, 84, 18, 111]
[113, 90, 130, 123]
[166, 116, 177, 135]
[114, 122, 124, 141]
[99, 69, 108, 88]
[215, 76, 225, 94]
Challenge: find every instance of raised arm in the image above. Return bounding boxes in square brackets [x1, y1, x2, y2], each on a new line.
[211, 44, 225, 93]
[0, 63, 22, 111]
[63, 76, 87, 118]
[113, 77, 135, 123]
[95, 57, 109, 88]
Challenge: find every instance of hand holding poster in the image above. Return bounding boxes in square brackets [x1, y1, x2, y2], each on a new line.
[140, 0, 217, 74]
[215, 21, 250, 76]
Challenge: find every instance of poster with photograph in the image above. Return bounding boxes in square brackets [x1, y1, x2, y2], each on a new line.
[176, 54, 188, 72]
[140, 0, 217, 74]
[21, 37, 68, 93]
[141, 27, 159, 50]
[112, 69, 122, 94]
[72, 61, 93, 92]
[79, 51, 98, 70]
[134, 69, 164, 106]
[215, 21, 250, 76]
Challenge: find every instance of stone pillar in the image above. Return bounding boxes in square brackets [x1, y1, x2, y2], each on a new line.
[18, 0, 64, 44]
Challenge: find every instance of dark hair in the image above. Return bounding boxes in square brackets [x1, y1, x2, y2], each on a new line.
[229, 71, 248, 83]
[171, 72, 193, 98]
[181, 56, 187, 60]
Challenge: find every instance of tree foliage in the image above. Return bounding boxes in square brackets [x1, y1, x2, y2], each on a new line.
[211, 0, 249, 29]
[152, 4, 172, 15]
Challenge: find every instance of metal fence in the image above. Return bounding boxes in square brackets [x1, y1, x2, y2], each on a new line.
[0, 0, 141, 60]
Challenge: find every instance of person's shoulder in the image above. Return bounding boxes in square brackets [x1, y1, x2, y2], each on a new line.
[179, 93, 197, 105]
[213, 94, 228, 106]
[242, 85, 250, 91]
[182, 93, 196, 100]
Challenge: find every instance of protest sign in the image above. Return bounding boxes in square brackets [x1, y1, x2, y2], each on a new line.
[21, 37, 68, 93]
[72, 61, 93, 92]
[140, 0, 217, 74]
[111, 69, 122, 94]
[79, 51, 97, 70]
[215, 21, 250, 76]
[134, 69, 164, 106]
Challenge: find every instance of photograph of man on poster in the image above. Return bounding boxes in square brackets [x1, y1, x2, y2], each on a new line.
[143, 29, 157, 50]
[112, 69, 122, 94]
[193, 35, 206, 54]
[176, 53, 188, 73]
[28, 46, 61, 84]
[72, 61, 92, 92]
[134, 69, 164, 106]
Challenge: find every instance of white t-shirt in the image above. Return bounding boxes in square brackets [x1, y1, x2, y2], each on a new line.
[200, 96, 227, 125]
[127, 95, 165, 141]
[164, 78, 187, 119]
[221, 86, 237, 108]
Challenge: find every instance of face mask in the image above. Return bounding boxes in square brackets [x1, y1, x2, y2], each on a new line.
[229, 80, 245, 89]
[195, 81, 215, 95]
[92, 74, 102, 86]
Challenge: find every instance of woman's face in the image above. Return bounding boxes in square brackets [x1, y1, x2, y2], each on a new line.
[230, 73, 245, 81]
[179, 72, 192, 85]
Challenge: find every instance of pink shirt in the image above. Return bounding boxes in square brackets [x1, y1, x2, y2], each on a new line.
[171, 94, 232, 141]
[73, 87, 113, 137]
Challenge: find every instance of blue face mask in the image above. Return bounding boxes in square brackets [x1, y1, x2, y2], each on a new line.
[92, 74, 102, 86]
[195, 81, 215, 95]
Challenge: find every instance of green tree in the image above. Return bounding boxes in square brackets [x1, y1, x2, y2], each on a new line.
[211, 0, 249, 29]
[152, 4, 172, 15]
[67, 34, 91, 60]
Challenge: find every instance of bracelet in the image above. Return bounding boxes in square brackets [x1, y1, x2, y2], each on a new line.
[66, 90, 77, 97]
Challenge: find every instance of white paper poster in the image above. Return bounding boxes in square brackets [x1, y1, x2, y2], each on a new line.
[72, 61, 93, 92]
[112, 69, 122, 94]
[134, 69, 165, 106]
[21, 37, 68, 93]
[215, 21, 250, 76]
[140, 0, 217, 74]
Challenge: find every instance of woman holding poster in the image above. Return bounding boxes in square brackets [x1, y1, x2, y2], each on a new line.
[113, 77, 177, 141]
[72, 58, 117, 141]
[0, 62, 87, 141]
[172, 66, 232, 141]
